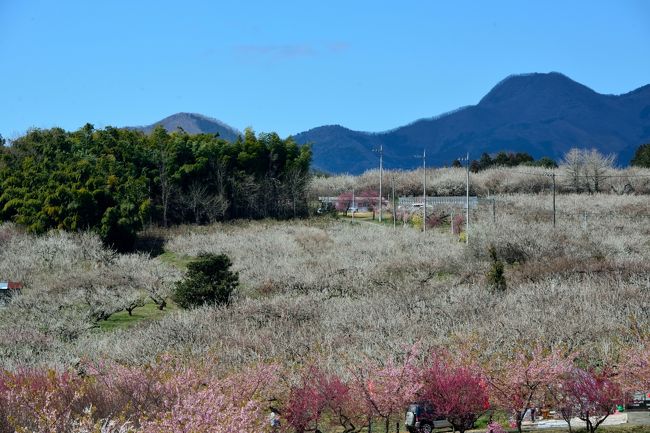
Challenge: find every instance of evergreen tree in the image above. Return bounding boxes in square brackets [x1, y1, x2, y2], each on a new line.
[173, 253, 239, 308]
[631, 143, 650, 168]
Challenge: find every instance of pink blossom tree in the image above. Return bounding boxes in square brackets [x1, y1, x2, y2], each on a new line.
[545, 371, 578, 433]
[560, 368, 624, 433]
[284, 366, 369, 433]
[335, 190, 380, 213]
[327, 380, 368, 433]
[420, 352, 490, 433]
[284, 367, 329, 433]
[486, 421, 507, 433]
[335, 191, 354, 212]
[356, 189, 379, 212]
[617, 344, 650, 396]
[486, 346, 571, 433]
[0, 368, 84, 433]
[140, 363, 281, 433]
[351, 345, 421, 433]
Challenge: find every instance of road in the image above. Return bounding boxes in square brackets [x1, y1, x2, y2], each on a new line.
[627, 410, 650, 425]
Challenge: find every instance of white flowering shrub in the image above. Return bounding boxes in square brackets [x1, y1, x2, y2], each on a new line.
[2, 188, 650, 372]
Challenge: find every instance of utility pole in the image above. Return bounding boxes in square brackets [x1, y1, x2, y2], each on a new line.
[545, 169, 557, 228]
[373, 145, 384, 222]
[492, 197, 497, 224]
[552, 170, 556, 228]
[450, 209, 454, 234]
[391, 175, 396, 229]
[458, 153, 470, 244]
[466, 153, 469, 244]
[415, 150, 427, 233]
[424, 149, 427, 234]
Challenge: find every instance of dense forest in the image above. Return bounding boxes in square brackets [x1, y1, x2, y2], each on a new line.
[0, 125, 311, 250]
[454, 151, 558, 172]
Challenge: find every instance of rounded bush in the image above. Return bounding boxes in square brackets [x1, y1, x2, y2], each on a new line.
[173, 253, 239, 309]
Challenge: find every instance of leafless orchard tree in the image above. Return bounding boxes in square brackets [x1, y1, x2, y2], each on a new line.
[561, 148, 586, 192]
[2, 189, 650, 372]
[184, 182, 211, 224]
[583, 148, 615, 193]
[285, 166, 311, 217]
[310, 159, 646, 200]
[205, 193, 229, 223]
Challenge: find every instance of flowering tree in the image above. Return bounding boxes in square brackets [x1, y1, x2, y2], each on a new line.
[284, 367, 329, 433]
[0, 368, 86, 433]
[560, 368, 623, 433]
[486, 346, 571, 433]
[356, 189, 379, 212]
[335, 190, 379, 212]
[327, 380, 368, 433]
[486, 421, 507, 433]
[335, 191, 354, 212]
[140, 363, 281, 433]
[546, 371, 578, 433]
[352, 346, 421, 433]
[617, 344, 650, 396]
[420, 352, 490, 433]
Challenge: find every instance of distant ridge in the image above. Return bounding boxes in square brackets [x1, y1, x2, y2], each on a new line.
[126, 73, 650, 174]
[293, 72, 650, 174]
[129, 112, 241, 142]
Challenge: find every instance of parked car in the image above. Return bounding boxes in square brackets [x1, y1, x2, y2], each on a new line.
[405, 402, 452, 433]
[316, 202, 336, 214]
[627, 391, 650, 410]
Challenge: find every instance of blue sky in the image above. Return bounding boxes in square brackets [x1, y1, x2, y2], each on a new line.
[1, 0, 649, 139]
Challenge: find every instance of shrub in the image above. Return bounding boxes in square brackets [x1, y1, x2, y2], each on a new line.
[411, 213, 423, 230]
[452, 213, 464, 235]
[425, 212, 445, 228]
[486, 246, 507, 291]
[486, 421, 506, 433]
[172, 253, 238, 309]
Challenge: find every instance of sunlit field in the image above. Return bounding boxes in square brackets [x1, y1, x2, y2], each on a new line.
[2, 179, 650, 432]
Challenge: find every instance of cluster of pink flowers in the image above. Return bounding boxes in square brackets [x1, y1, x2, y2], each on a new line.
[0, 344, 648, 433]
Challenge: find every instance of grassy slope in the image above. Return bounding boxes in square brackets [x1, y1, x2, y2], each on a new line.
[158, 251, 194, 269]
[98, 300, 178, 331]
[99, 252, 189, 332]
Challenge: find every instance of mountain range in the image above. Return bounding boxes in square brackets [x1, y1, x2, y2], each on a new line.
[131, 72, 650, 174]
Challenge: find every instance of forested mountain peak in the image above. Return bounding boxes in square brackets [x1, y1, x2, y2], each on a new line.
[477, 72, 600, 106]
[130, 113, 241, 142]
[293, 72, 650, 173]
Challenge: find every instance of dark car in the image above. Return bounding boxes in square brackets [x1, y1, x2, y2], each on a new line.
[405, 402, 452, 433]
[628, 391, 650, 410]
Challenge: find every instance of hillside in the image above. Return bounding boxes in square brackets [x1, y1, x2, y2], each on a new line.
[129, 112, 241, 142]
[294, 72, 650, 173]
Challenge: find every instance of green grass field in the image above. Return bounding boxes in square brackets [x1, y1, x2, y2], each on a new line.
[98, 300, 178, 331]
[158, 251, 194, 269]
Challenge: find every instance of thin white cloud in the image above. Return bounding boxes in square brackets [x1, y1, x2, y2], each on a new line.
[232, 41, 349, 62]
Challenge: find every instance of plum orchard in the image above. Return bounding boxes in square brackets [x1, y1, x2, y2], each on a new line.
[1, 346, 648, 433]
